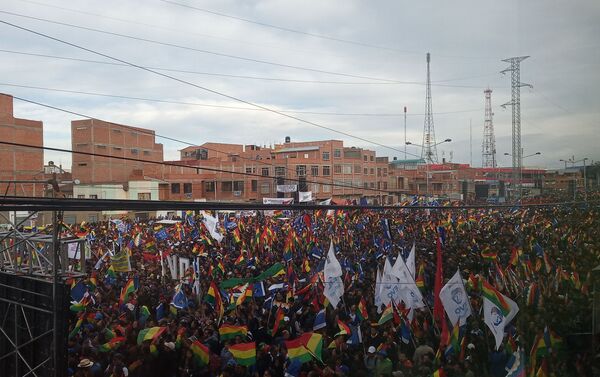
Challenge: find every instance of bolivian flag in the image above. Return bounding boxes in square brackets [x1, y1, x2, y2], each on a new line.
[98, 336, 126, 352]
[378, 303, 394, 325]
[481, 280, 511, 316]
[285, 337, 312, 364]
[119, 278, 136, 305]
[219, 324, 248, 341]
[136, 326, 166, 345]
[190, 340, 210, 366]
[229, 342, 256, 366]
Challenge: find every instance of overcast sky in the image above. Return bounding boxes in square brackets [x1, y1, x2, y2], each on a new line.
[1, 0, 599, 170]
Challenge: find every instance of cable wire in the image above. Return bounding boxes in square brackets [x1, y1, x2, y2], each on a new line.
[0, 140, 401, 196]
[0, 20, 430, 159]
[1, 82, 484, 117]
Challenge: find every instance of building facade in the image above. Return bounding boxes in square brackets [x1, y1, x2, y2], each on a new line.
[0, 94, 45, 197]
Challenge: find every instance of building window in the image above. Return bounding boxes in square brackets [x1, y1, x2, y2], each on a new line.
[113, 147, 122, 151]
[363, 155, 368, 161]
[77, 163, 87, 167]
[112, 129, 121, 133]
[221, 182, 233, 192]
[143, 150, 151, 156]
[342, 165, 352, 174]
[377, 168, 382, 177]
[383, 168, 388, 176]
[251, 180, 257, 192]
[260, 182, 270, 194]
[205, 181, 215, 192]
[89, 194, 98, 199]
[323, 184, 331, 193]
[245, 167, 253, 174]
[296, 165, 306, 177]
[322, 166, 331, 176]
[138, 192, 151, 200]
[233, 181, 244, 192]
[131, 148, 139, 155]
[77, 194, 85, 199]
[304, 153, 309, 159]
[311, 183, 319, 193]
[334, 165, 342, 174]
[311, 165, 319, 176]
[370, 182, 375, 188]
[183, 183, 192, 194]
[364, 167, 368, 175]
[76, 126, 88, 130]
[171, 183, 180, 193]
[364, 182, 369, 189]
[322, 151, 330, 160]
[262, 167, 270, 176]
[383, 182, 388, 190]
[96, 144, 106, 149]
[334, 149, 341, 158]
[275, 167, 285, 177]
[370, 168, 375, 175]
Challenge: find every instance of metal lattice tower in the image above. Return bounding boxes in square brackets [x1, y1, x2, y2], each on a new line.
[501, 56, 531, 198]
[482, 88, 497, 168]
[421, 52, 438, 163]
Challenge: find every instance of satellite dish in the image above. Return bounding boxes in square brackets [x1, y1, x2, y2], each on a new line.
[73, 179, 80, 185]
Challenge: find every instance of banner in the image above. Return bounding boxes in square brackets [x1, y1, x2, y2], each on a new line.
[439, 270, 471, 326]
[276, 184, 297, 193]
[111, 250, 131, 272]
[298, 191, 313, 202]
[262, 198, 294, 205]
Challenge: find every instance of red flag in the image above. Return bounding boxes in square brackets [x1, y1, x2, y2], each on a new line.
[433, 236, 444, 327]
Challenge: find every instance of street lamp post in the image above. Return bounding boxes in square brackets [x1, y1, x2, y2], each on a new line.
[406, 138, 452, 200]
[568, 157, 589, 201]
[504, 151, 541, 200]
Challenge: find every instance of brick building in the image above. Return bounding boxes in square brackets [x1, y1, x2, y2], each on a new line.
[162, 138, 394, 204]
[0, 94, 44, 197]
[71, 119, 164, 184]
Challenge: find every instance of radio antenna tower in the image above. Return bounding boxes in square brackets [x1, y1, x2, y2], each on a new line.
[482, 88, 497, 168]
[421, 52, 438, 163]
[501, 56, 531, 199]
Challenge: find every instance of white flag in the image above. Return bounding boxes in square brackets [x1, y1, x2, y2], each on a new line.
[390, 253, 425, 313]
[405, 243, 416, 279]
[324, 240, 344, 308]
[439, 270, 472, 326]
[380, 258, 401, 306]
[202, 213, 223, 243]
[374, 267, 383, 313]
[483, 293, 519, 350]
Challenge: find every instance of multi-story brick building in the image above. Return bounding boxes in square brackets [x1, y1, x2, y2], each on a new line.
[162, 138, 395, 204]
[0, 94, 44, 197]
[71, 119, 164, 184]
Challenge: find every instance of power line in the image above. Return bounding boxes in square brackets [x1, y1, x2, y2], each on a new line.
[0, 19, 427, 159]
[0, 10, 408, 83]
[0, 48, 491, 88]
[1, 82, 484, 117]
[0, 139, 399, 196]
[159, 0, 500, 60]
[0, 195, 595, 212]
[12, 94, 422, 190]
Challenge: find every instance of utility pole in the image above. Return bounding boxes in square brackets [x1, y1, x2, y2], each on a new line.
[404, 106, 407, 160]
[469, 119, 473, 166]
[421, 53, 438, 164]
[501, 56, 531, 201]
[482, 88, 497, 168]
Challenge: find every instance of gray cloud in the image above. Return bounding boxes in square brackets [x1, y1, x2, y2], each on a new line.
[1, 0, 598, 170]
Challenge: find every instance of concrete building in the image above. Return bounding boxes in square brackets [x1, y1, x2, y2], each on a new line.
[0, 94, 44, 197]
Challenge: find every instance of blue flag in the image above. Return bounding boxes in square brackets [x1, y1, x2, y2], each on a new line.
[171, 287, 188, 310]
[70, 281, 87, 302]
[156, 303, 165, 321]
[313, 309, 326, 331]
[253, 281, 267, 298]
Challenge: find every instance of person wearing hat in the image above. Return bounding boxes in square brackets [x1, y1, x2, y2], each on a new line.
[364, 346, 377, 377]
[75, 359, 94, 377]
[375, 350, 393, 377]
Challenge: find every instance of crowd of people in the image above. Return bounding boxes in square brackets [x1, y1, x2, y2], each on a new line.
[60, 196, 599, 377]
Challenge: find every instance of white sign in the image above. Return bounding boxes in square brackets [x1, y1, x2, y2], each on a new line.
[298, 191, 313, 202]
[262, 198, 294, 205]
[276, 184, 297, 193]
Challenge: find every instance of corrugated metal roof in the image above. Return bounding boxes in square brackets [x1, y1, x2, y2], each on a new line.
[274, 146, 320, 153]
